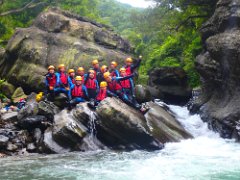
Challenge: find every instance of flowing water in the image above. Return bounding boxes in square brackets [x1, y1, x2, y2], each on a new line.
[1, 105, 240, 180]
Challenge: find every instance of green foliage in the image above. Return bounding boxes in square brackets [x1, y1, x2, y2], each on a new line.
[0, 79, 6, 100]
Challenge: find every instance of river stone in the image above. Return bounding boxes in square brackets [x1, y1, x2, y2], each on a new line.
[96, 97, 163, 151]
[135, 84, 152, 103]
[0, 81, 16, 98]
[145, 102, 193, 143]
[52, 110, 88, 149]
[6, 142, 18, 152]
[0, 135, 9, 146]
[19, 115, 49, 131]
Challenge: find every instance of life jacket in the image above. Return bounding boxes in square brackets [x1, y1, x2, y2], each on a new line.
[85, 78, 97, 89]
[120, 76, 131, 89]
[125, 66, 132, 76]
[70, 76, 76, 84]
[111, 70, 118, 77]
[108, 79, 122, 92]
[59, 72, 68, 85]
[96, 89, 107, 101]
[71, 85, 84, 98]
[46, 73, 57, 87]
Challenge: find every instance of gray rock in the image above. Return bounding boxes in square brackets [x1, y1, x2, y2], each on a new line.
[27, 143, 36, 152]
[148, 67, 192, 105]
[135, 84, 152, 103]
[0, 135, 9, 146]
[1, 112, 18, 123]
[6, 142, 18, 152]
[19, 115, 49, 130]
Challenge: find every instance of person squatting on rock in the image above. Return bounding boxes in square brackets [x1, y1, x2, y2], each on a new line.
[44, 56, 142, 110]
[69, 76, 89, 107]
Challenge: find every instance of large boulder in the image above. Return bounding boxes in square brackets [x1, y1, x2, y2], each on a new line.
[0, 8, 133, 93]
[190, 0, 240, 139]
[148, 67, 192, 105]
[0, 81, 16, 98]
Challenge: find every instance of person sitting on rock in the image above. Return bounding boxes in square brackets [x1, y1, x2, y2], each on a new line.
[103, 72, 140, 109]
[55, 64, 71, 99]
[68, 69, 76, 86]
[97, 65, 108, 83]
[85, 70, 99, 100]
[45, 65, 57, 101]
[77, 67, 87, 83]
[88, 81, 117, 108]
[92, 59, 101, 80]
[119, 67, 138, 107]
[110, 61, 120, 77]
[69, 76, 88, 106]
[124, 56, 142, 75]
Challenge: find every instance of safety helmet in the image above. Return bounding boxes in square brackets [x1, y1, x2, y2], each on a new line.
[100, 81, 107, 88]
[125, 57, 133, 63]
[68, 69, 75, 74]
[75, 76, 83, 81]
[89, 69, 95, 74]
[103, 72, 111, 79]
[111, 61, 118, 67]
[101, 65, 108, 73]
[78, 67, 84, 72]
[48, 65, 55, 70]
[58, 64, 65, 69]
[92, 59, 99, 65]
[119, 68, 126, 72]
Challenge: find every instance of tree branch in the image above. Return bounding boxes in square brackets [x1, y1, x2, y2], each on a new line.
[0, 0, 46, 16]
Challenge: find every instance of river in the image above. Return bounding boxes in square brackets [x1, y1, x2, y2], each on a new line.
[1, 105, 240, 180]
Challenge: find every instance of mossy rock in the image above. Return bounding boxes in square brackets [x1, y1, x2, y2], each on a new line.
[11, 87, 27, 103]
[0, 81, 16, 98]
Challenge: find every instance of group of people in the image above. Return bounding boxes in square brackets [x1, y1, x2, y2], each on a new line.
[45, 56, 142, 109]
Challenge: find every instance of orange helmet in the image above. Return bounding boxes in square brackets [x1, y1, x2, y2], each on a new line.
[120, 68, 126, 72]
[75, 76, 83, 81]
[78, 67, 84, 72]
[92, 59, 99, 65]
[103, 72, 111, 79]
[111, 61, 118, 67]
[58, 64, 65, 69]
[101, 65, 108, 73]
[125, 57, 133, 63]
[89, 69, 95, 74]
[68, 69, 75, 74]
[48, 65, 55, 70]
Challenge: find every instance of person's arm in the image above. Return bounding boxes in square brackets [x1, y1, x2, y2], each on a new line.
[131, 57, 142, 72]
[69, 85, 74, 100]
[95, 80, 99, 93]
[115, 70, 120, 77]
[130, 78, 135, 97]
[56, 73, 60, 86]
[107, 90, 118, 97]
[45, 76, 49, 87]
[83, 85, 89, 100]
[68, 77, 74, 89]
[84, 73, 90, 85]
[116, 74, 134, 82]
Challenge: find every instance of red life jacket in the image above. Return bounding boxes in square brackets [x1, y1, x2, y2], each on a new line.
[46, 73, 57, 87]
[111, 70, 117, 77]
[125, 66, 132, 75]
[93, 68, 100, 79]
[86, 78, 97, 89]
[70, 76, 76, 84]
[96, 89, 107, 101]
[120, 76, 131, 89]
[108, 80, 122, 92]
[60, 72, 68, 85]
[72, 85, 84, 98]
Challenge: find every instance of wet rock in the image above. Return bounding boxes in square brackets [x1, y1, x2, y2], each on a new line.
[33, 128, 42, 144]
[38, 101, 59, 121]
[52, 110, 87, 149]
[18, 115, 49, 131]
[148, 67, 192, 105]
[27, 143, 36, 152]
[96, 97, 163, 151]
[145, 102, 193, 143]
[6, 142, 18, 152]
[53, 93, 68, 109]
[17, 102, 39, 120]
[0, 135, 9, 146]
[135, 84, 152, 103]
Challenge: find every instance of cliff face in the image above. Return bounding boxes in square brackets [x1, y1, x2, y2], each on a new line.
[191, 0, 240, 139]
[0, 8, 133, 92]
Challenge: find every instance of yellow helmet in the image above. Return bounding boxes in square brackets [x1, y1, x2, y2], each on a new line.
[92, 59, 99, 65]
[103, 72, 111, 79]
[75, 76, 83, 81]
[101, 65, 108, 73]
[36, 92, 44, 102]
[68, 69, 75, 74]
[100, 81, 107, 88]
[111, 61, 118, 67]
[89, 69, 95, 74]
[48, 65, 55, 70]
[58, 64, 65, 69]
[120, 68, 126, 72]
[78, 67, 84, 72]
[125, 57, 133, 63]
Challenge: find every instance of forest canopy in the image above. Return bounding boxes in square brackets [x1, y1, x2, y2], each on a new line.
[0, 0, 217, 87]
